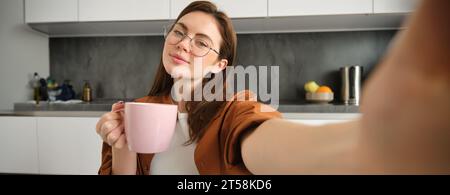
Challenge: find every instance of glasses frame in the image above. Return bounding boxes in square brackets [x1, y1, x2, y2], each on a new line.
[163, 25, 220, 57]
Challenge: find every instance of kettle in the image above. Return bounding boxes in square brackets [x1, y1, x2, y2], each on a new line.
[340, 65, 363, 105]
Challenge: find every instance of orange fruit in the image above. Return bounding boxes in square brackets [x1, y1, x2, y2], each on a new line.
[316, 86, 333, 93]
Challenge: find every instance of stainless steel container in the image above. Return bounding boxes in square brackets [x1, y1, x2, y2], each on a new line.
[340, 65, 363, 105]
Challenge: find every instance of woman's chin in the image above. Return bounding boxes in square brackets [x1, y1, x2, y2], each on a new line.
[169, 65, 192, 79]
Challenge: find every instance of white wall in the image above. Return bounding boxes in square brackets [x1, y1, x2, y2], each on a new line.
[0, 0, 49, 110]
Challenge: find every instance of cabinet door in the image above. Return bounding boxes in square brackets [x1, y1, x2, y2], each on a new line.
[37, 117, 102, 175]
[79, 0, 170, 22]
[268, 0, 372, 17]
[25, 0, 78, 23]
[0, 117, 39, 174]
[170, 0, 267, 19]
[374, 0, 420, 14]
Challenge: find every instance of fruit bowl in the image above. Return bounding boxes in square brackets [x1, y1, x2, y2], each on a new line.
[306, 92, 333, 104]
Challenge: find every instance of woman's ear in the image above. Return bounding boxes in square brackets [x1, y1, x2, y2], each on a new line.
[210, 59, 228, 73]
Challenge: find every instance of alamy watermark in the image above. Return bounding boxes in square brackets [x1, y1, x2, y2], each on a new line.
[170, 57, 279, 112]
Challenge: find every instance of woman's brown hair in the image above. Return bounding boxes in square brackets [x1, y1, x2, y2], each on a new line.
[148, 1, 237, 144]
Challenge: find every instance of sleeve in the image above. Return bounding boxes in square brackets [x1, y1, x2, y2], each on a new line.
[220, 92, 282, 166]
[98, 142, 113, 175]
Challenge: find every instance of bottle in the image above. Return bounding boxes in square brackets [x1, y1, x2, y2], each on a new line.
[82, 80, 92, 102]
[32, 72, 41, 105]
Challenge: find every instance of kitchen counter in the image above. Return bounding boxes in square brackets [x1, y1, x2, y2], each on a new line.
[1, 109, 361, 119]
[277, 103, 359, 113]
[0, 110, 106, 117]
[14, 99, 359, 113]
[13, 99, 132, 112]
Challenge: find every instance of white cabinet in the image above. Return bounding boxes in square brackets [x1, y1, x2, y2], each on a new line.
[79, 0, 170, 22]
[283, 113, 361, 126]
[25, 0, 417, 36]
[0, 116, 102, 175]
[268, 0, 372, 17]
[25, 0, 170, 23]
[170, 0, 267, 19]
[36, 117, 102, 175]
[374, 0, 420, 14]
[288, 119, 349, 126]
[25, 0, 78, 23]
[0, 117, 39, 174]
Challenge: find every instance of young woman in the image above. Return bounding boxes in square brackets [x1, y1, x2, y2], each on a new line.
[97, 1, 280, 175]
[96, 0, 450, 174]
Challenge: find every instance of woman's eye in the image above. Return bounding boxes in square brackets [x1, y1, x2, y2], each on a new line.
[196, 40, 208, 48]
[174, 30, 184, 37]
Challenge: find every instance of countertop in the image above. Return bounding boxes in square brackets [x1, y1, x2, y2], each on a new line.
[13, 99, 128, 112]
[0, 110, 106, 117]
[13, 99, 359, 112]
[0, 109, 360, 119]
[5, 99, 360, 118]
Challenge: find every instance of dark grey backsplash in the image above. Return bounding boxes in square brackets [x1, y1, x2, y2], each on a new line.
[50, 36, 164, 100]
[50, 30, 396, 102]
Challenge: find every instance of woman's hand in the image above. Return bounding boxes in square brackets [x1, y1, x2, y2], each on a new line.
[96, 101, 127, 149]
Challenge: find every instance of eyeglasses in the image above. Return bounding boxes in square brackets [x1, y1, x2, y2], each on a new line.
[164, 27, 220, 57]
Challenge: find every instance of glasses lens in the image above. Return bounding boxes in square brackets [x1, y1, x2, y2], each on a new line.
[165, 27, 216, 57]
[192, 38, 212, 56]
[166, 30, 183, 45]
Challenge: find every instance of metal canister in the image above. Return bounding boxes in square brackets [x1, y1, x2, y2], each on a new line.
[340, 65, 363, 105]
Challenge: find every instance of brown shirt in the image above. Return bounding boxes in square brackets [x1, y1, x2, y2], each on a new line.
[98, 91, 282, 175]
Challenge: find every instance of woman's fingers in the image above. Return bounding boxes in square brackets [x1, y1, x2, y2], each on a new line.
[100, 120, 121, 141]
[96, 101, 124, 134]
[106, 127, 122, 146]
[95, 101, 127, 148]
[96, 112, 122, 134]
[113, 134, 127, 149]
[111, 101, 125, 112]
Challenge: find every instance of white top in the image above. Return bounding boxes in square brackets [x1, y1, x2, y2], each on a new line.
[150, 112, 199, 175]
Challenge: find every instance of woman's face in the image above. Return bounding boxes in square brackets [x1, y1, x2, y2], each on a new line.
[162, 11, 228, 80]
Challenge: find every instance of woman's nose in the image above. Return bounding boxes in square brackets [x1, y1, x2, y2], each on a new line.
[176, 38, 191, 54]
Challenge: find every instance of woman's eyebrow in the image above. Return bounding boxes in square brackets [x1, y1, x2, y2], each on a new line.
[195, 33, 213, 40]
[175, 22, 188, 31]
[176, 22, 215, 44]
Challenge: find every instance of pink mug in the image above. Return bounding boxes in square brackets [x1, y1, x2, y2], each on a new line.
[123, 102, 178, 153]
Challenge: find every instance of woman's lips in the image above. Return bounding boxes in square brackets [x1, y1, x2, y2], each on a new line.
[170, 54, 189, 65]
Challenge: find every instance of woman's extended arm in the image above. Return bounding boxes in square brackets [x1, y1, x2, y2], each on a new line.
[242, 0, 450, 174]
[241, 119, 362, 174]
